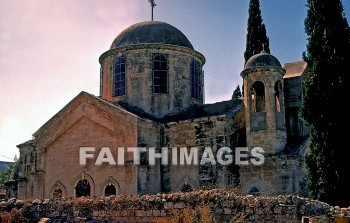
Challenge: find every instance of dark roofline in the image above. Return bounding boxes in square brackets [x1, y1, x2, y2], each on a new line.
[117, 98, 244, 123]
[16, 138, 36, 148]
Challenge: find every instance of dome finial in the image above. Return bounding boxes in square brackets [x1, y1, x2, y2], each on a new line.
[148, 0, 157, 21]
[262, 43, 266, 53]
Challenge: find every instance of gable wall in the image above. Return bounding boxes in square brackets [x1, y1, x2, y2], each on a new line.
[27, 94, 139, 199]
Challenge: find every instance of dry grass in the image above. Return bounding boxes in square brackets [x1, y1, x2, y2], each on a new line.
[0, 209, 29, 223]
[154, 203, 218, 223]
[198, 205, 217, 223]
[228, 212, 247, 223]
[182, 208, 197, 223]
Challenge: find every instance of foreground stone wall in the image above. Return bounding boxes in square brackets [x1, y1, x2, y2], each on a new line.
[0, 189, 334, 223]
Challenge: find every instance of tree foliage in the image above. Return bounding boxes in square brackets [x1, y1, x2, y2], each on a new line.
[232, 85, 242, 99]
[301, 0, 350, 206]
[0, 165, 13, 187]
[244, 0, 270, 63]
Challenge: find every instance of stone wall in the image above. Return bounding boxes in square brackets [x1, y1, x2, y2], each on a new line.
[239, 153, 308, 197]
[0, 189, 334, 223]
[164, 109, 245, 192]
[136, 118, 162, 194]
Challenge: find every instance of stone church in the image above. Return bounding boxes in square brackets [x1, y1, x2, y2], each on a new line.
[7, 21, 309, 199]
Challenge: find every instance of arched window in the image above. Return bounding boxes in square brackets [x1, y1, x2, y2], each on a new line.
[191, 59, 201, 100]
[114, 56, 126, 96]
[248, 186, 260, 195]
[153, 54, 168, 93]
[75, 179, 91, 197]
[104, 185, 117, 196]
[275, 81, 283, 112]
[53, 188, 62, 199]
[180, 184, 193, 193]
[251, 81, 265, 112]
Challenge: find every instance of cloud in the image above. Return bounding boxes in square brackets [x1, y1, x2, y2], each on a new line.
[0, 0, 142, 160]
[0, 116, 21, 161]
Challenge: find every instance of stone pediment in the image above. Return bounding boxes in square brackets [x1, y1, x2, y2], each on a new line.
[32, 91, 138, 149]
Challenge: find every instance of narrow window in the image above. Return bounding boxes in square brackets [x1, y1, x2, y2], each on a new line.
[114, 56, 126, 96]
[275, 81, 283, 112]
[105, 185, 117, 196]
[153, 54, 168, 93]
[75, 179, 91, 197]
[191, 59, 201, 100]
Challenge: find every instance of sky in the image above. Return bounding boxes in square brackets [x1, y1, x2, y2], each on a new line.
[1, 0, 350, 162]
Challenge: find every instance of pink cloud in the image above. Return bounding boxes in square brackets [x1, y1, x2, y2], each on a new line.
[0, 0, 143, 160]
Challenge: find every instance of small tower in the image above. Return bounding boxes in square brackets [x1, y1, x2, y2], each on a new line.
[241, 51, 286, 154]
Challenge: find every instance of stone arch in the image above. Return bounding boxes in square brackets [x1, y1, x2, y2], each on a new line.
[105, 185, 116, 196]
[53, 188, 63, 199]
[244, 181, 275, 196]
[248, 185, 261, 195]
[75, 179, 90, 197]
[177, 176, 198, 192]
[250, 81, 265, 112]
[101, 176, 121, 196]
[50, 180, 67, 198]
[180, 184, 193, 193]
[74, 172, 95, 197]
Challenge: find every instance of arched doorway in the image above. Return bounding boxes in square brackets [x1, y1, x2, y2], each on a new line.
[104, 185, 117, 196]
[75, 179, 91, 197]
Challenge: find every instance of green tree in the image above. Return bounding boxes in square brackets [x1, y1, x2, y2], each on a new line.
[301, 0, 350, 206]
[232, 85, 242, 99]
[244, 0, 270, 63]
[0, 165, 13, 187]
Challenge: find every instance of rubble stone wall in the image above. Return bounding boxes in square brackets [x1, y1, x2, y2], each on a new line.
[0, 189, 333, 223]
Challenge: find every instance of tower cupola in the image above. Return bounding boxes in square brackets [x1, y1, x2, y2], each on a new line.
[241, 51, 287, 154]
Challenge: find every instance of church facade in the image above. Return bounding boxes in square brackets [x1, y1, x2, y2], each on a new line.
[7, 21, 309, 199]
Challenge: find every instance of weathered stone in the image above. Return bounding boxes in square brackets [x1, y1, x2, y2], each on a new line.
[164, 202, 174, 209]
[173, 202, 185, 209]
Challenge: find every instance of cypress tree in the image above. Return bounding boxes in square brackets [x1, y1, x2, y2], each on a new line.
[301, 0, 350, 206]
[244, 0, 270, 63]
[232, 85, 242, 99]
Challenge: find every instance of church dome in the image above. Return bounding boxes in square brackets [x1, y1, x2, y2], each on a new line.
[110, 21, 194, 50]
[244, 51, 282, 69]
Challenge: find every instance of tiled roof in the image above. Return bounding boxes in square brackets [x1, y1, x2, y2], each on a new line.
[283, 61, 307, 78]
